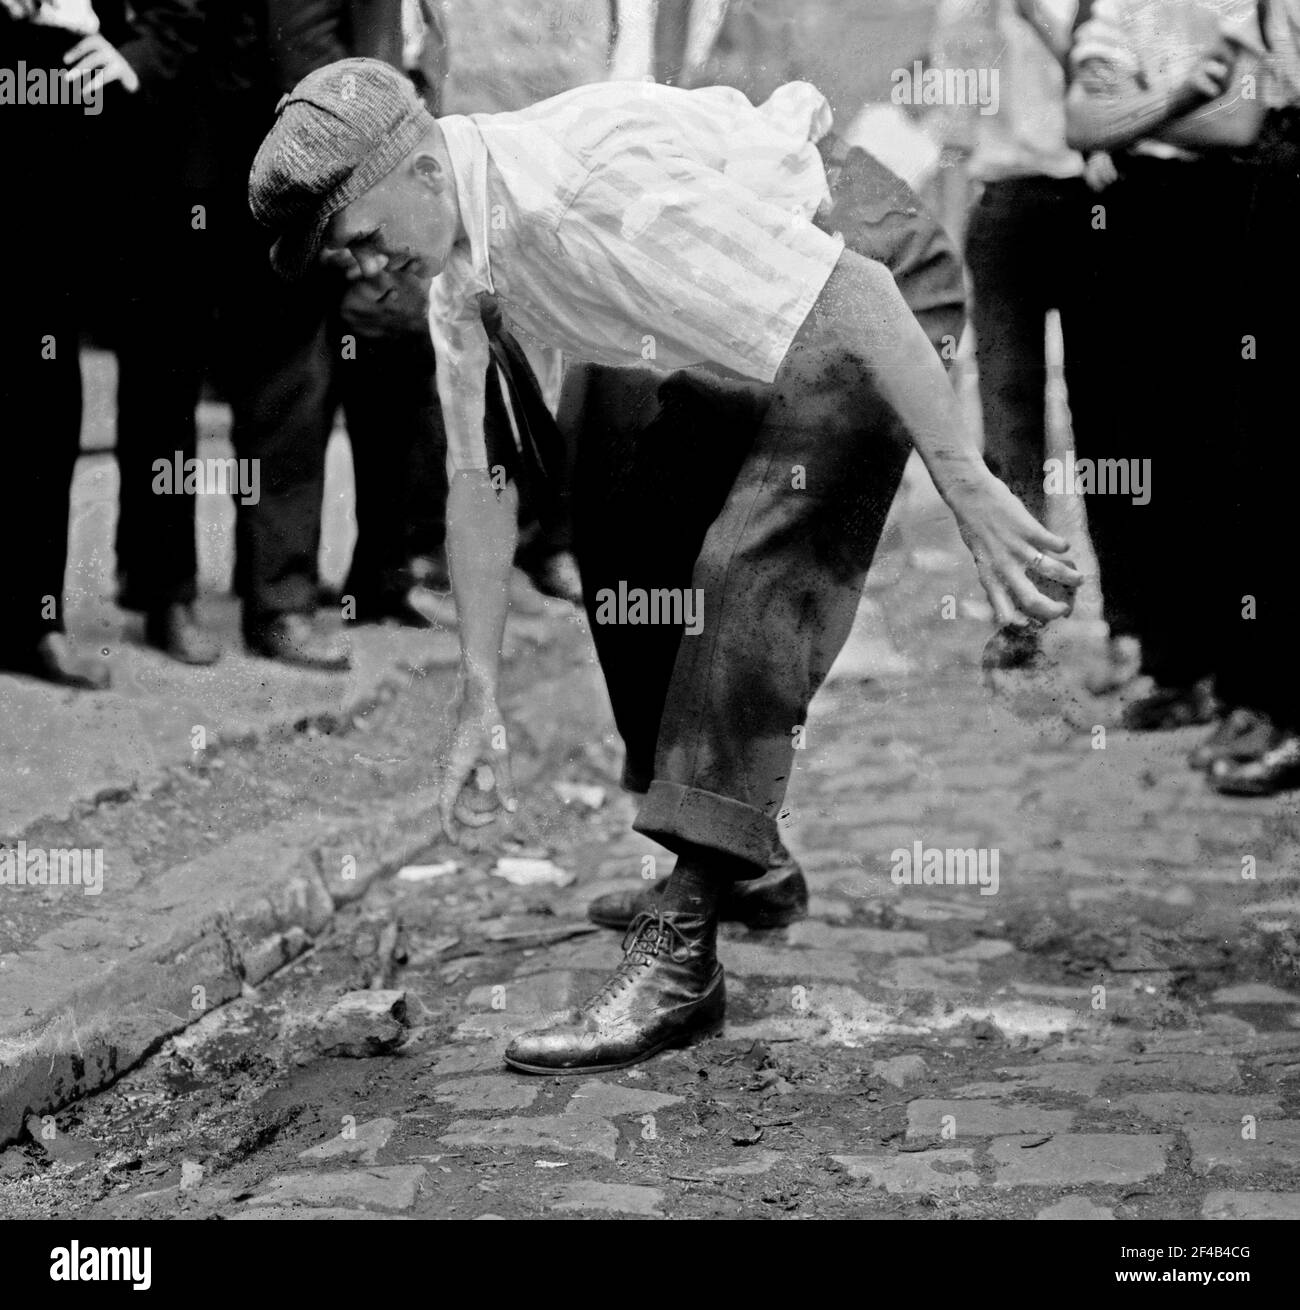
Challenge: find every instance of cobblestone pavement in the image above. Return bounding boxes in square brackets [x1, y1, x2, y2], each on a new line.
[1, 479, 1297, 1222]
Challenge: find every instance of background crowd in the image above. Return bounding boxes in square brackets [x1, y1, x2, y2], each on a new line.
[1, 0, 1296, 796]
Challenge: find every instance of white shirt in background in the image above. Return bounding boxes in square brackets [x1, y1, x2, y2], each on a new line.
[934, 0, 1084, 181]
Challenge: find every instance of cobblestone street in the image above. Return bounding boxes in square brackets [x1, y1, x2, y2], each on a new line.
[3, 476, 1297, 1222]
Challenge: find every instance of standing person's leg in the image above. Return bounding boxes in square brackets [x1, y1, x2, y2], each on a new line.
[966, 176, 1058, 669]
[966, 178, 1054, 526]
[1060, 170, 1144, 690]
[114, 177, 221, 664]
[1207, 116, 1300, 792]
[226, 210, 349, 670]
[338, 327, 448, 623]
[0, 18, 109, 688]
[1116, 158, 1234, 728]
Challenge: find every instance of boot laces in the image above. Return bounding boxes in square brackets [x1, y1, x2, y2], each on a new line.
[582, 912, 691, 1010]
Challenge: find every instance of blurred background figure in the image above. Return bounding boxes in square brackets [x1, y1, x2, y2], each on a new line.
[1065, 0, 1261, 732]
[608, 0, 731, 84]
[1199, 0, 1300, 795]
[0, 0, 200, 690]
[932, 0, 1117, 675]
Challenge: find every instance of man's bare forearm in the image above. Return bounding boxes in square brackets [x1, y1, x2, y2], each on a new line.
[446, 471, 519, 704]
[788, 250, 989, 507]
[1066, 76, 1202, 152]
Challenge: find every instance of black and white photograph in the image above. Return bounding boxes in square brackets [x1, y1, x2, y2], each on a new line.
[0, 0, 1296, 1268]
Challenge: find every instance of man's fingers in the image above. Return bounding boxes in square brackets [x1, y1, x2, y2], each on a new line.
[1009, 570, 1069, 623]
[1029, 552, 1084, 588]
[63, 37, 104, 64]
[982, 575, 1021, 629]
[1022, 519, 1071, 554]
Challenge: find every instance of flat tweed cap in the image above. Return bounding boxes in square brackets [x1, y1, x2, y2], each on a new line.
[249, 57, 436, 280]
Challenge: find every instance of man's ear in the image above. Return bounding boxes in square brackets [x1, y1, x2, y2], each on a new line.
[411, 150, 448, 194]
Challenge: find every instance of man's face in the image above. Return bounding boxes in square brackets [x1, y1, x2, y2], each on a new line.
[322, 150, 459, 281]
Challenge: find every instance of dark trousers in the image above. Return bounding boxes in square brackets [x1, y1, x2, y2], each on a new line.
[224, 225, 450, 623]
[0, 21, 125, 646]
[112, 178, 220, 610]
[1213, 113, 1300, 728]
[1078, 153, 1253, 687]
[560, 141, 965, 874]
[965, 175, 1108, 527]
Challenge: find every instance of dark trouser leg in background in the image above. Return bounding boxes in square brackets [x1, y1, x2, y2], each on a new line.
[227, 228, 338, 631]
[0, 20, 109, 689]
[1205, 114, 1300, 792]
[1096, 158, 1245, 701]
[966, 177, 1061, 525]
[339, 328, 447, 607]
[1219, 127, 1299, 731]
[114, 184, 213, 614]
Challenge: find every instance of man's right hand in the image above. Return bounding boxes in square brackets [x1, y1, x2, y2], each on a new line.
[437, 694, 516, 843]
[1, 1, 40, 20]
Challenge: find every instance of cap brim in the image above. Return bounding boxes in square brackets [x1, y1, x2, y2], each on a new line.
[269, 208, 332, 281]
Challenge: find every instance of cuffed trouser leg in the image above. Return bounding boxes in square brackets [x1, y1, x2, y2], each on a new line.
[568, 358, 912, 874]
[634, 359, 912, 872]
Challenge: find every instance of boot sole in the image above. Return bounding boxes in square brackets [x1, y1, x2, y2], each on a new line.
[587, 889, 809, 933]
[504, 982, 726, 1076]
[586, 906, 806, 932]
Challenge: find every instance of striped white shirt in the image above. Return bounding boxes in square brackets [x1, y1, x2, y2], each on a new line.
[427, 79, 844, 474]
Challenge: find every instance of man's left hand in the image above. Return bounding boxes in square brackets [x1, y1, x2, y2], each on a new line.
[951, 473, 1084, 626]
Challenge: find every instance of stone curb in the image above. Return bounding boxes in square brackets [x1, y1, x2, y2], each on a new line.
[0, 780, 454, 1148]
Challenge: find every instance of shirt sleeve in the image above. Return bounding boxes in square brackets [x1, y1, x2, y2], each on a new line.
[427, 273, 493, 477]
[556, 145, 845, 384]
[1070, 0, 1141, 81]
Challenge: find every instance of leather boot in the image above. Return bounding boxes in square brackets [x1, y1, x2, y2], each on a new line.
[1188, 707, 1274, 772]
[588, 853, 808, 931]
[1209, 728, 1300, 796]
[144, 603, 221, 665]
[1121, 678, 1218, 731]
[245, 613, 351, 672]
[0, 633, 111, 691]
[520, 550, 583, 605]
[504, 910, 724, 1074]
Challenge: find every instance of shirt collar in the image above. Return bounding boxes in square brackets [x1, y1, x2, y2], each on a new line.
[436, 114, 495, 295]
